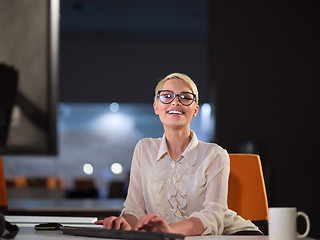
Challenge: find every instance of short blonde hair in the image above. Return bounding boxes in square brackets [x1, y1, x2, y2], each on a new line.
[154, 73, 199, 104]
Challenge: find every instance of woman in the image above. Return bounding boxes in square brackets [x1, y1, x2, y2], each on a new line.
[95, 73, 261, 236]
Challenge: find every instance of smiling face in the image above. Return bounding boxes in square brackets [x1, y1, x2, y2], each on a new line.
[153, 78, 199, 131]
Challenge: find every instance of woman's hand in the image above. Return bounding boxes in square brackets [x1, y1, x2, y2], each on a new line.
[94, 216, 131, 230]
[135, 213, 172, 233]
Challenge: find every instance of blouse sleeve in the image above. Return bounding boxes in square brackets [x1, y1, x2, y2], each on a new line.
[120, 140, 146, 220]
[188, 148, 230, 235]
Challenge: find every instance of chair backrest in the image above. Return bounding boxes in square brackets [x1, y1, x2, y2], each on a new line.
[228, 154, 268, 221]
[0, 157, 8, 213]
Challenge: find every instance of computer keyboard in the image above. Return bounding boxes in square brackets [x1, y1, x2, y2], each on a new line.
[61, 226, 185, 240]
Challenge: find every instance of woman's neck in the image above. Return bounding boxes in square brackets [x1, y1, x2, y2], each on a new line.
[164, 127, 192, 161]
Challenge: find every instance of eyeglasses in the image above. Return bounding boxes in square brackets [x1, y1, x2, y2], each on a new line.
[157, 90, 196, 106]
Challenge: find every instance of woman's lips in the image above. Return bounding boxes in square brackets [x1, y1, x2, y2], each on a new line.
[167, 110, 184, 115]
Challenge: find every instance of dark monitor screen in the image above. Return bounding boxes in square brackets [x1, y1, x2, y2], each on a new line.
[0, 0, 59, 155]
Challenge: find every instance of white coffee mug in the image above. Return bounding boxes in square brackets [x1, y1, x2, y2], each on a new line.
[268, 207, 310, 240]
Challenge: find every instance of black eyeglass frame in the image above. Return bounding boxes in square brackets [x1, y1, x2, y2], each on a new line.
[157, 90, 196, 106]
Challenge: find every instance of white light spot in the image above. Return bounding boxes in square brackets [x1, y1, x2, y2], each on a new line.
[83, 163, 94, 175]
[201, 103, 211, 116]
[92, 112, 134, 134]
[111, 163, 123, 175]
[199, 103, 214, 142]
[109, 102, 120, 112]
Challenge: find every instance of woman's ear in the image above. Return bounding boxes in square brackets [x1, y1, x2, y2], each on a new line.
[193, 105, 200, 117]
[153, 102, 159, 115]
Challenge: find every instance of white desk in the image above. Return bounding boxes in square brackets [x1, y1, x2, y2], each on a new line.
[5, 215, 98, 227]
[13, 227, 270, 240]
[14, 228, 318, 240]
[5, 216, 317, 240]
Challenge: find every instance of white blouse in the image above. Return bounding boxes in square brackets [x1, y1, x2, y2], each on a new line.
[121, 131, 260, 235]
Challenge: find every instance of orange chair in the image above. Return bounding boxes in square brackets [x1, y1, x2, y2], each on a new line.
[228, 154, 268, 222]
[0, 157, 8, 213]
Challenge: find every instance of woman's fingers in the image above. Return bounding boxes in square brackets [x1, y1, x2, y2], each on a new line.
[135, 213, 158, 230]
[104, 216, 117, 229]
[114, 217, 123, 229]
[94, 216, 131, 230]
[94, 220, 103, 225]
[95, 214, 169, 232]
[114, 216, 131, 230]
[135, 213, 171, 232]
[149, 216, 171, 232]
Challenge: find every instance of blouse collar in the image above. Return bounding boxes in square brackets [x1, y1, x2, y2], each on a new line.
[156, 130, 199, 166]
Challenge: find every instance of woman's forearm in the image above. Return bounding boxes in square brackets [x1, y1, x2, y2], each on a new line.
[122, 214, 139, 230]
[169, 217, 205, 236]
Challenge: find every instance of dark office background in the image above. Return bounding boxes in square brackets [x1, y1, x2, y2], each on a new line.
[212, 1, 320, 238]
[59, 0, 320, 237]
[2, 0, 319, 238]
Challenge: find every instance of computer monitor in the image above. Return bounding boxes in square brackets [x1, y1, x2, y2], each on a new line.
[0, 0, 59, 155]
[0, 157, 7, 213]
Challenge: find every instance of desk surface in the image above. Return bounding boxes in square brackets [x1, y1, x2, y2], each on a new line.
[13, 227, 269, 240]
[11, 227, 318, 240]
[5, 216, 318, 240]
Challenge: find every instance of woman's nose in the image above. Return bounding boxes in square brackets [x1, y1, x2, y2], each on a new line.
[171, 95, 181, 105]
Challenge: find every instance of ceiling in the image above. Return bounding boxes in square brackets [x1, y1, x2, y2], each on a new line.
[60, 0, 207, 37]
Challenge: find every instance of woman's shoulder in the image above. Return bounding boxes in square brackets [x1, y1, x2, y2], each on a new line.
[137, 137, 161, 145]
[197, 141, 230, 164]
[135, 137, 162, 150]
[133, 137, 163, 162]
[198, 141, 228, 154]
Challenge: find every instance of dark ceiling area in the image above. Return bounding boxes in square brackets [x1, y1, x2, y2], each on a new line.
[58, 0, 210, 103]
[60, 0, 207, 37]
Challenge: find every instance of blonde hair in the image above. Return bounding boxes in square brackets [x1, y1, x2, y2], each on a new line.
[154, 73, 199, 104]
